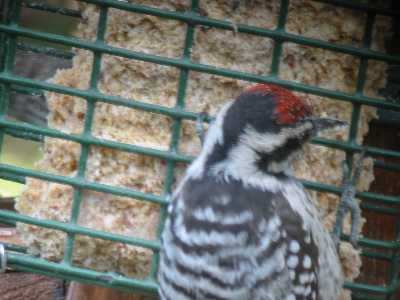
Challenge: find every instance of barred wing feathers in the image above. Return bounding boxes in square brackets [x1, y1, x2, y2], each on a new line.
[158, 175, 320, 300]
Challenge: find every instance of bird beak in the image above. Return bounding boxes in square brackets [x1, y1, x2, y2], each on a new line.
[307, 117, 348, 135]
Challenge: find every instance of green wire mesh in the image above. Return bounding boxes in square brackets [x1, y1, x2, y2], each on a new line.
[0, 0, 399, 299]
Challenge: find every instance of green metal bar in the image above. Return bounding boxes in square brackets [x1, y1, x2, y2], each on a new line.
[2, 27, 17, 76]
[1, 204, 398, 252]
[0, 118, 192, 163]
[6, 252, 158, 294]
[0, 44, 4, 76]
[2, 0, 12, 23]
[0, 156, 398, 208]
[387, 220, 400, 300]
[0, 0, 8, 71]
[63, 5, 108, 265]
[8, 0, 22, 28]
[360, 203, 400, 216]
[2, 116, 400, 164]
[80, 0, 400, 18]
[350, 12, 374, 136]
[0, 0, 20, 160]
[62, 189, 82, 263]
[4, 127, 44, 142]
[10, 84, 44, 97]
[269, 0, 288, 76]
[343, 15, 384, 298]
[0, 163, 168, 205]
[0, 169, 26, 183]
[149, 0, 198, 280]
[12, 264, 150, 294]
[311, 137, 400, 159]
[0, 27, 400, 110]
[0, 73, 199, 120]
[0, 209, 160, 250]
[340, 234, 400, 250]
[392, 279, 400, 294]
[345, 12, 374, 167]
[361, 250, 392, 261]
[4, 74, 400, 146]
[346, 103, 360, 156]
[0, 219, 15, 226]
[374, 159, 400, 173]
[1, 123, 400, 216]
[340, 13, 374, 255]
[343, 281, 394, 294]
[0, 84, 10, 148]
[22, 0, 82, 18]
[352, 294, 384, 300]
[340, 18, 383, 297]
[16, 42, 74, 59]
[77, 0, 400, 64]
[4, 242, 27, 253]
[301, 179, 400, 206]
[10, 244, 398, 296]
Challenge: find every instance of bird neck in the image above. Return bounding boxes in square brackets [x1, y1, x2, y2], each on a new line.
[185, 131, 296, 191]
[185, 142, 293, 194]
[204, 123, 308, 180]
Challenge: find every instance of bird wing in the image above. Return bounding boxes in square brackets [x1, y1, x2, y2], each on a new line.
[159, 175, 319, 300]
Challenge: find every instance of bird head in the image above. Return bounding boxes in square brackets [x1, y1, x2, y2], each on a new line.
[232, 83, 346, 139]
[198, 83, 346, 178]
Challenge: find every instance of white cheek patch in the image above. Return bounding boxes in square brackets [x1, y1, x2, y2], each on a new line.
[240, 122, 313, 154]
[212, 122, 313, 177]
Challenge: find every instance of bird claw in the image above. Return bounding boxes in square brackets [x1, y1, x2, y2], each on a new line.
[332, 149, 366, 249]
[195, 112, 208, 146]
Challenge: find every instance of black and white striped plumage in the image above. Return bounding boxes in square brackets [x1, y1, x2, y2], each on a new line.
[158, 84, 344, 300]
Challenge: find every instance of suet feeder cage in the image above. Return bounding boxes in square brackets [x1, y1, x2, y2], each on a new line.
[0, 0, 399, 299]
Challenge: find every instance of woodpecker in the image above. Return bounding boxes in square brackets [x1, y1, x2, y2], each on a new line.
[158, 84, 344, 300]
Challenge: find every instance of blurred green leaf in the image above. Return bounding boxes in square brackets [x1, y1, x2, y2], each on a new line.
[0, 135, 42, 198]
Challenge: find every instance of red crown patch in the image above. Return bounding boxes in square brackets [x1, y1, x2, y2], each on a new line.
[245, 84, 312, 125]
